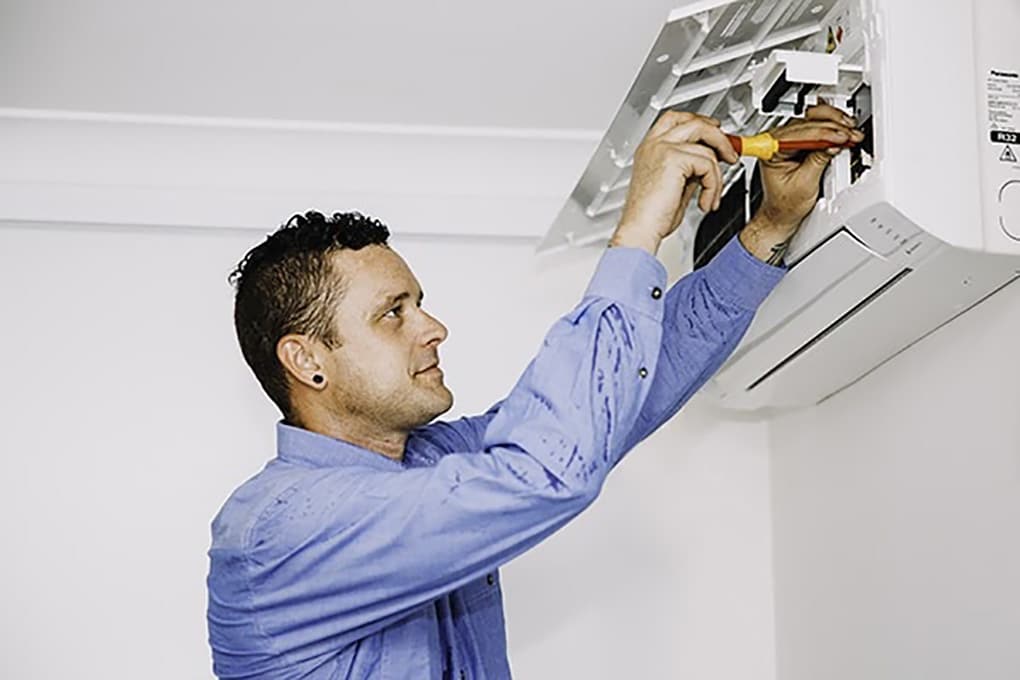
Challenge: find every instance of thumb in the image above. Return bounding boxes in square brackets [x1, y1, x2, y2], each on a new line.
[799, 149, 835, 184]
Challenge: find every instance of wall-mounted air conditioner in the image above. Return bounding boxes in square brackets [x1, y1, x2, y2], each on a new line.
[541, 0, 1020, 411]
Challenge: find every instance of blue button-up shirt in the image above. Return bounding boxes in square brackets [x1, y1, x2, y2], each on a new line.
[208, 235, 784, 679]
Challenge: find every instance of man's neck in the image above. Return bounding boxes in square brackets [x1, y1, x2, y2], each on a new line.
[294, 408, 408, 462]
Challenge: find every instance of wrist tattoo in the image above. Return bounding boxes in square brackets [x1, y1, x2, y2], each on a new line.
[767, 240, 791, 266]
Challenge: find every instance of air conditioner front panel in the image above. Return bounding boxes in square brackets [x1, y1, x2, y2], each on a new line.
[713, 230, 901, 391]
[735, 228, 874, 351]
[716, 247, 1020, 409]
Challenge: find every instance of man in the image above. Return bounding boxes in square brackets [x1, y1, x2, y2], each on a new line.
[208, 105, 863, 678]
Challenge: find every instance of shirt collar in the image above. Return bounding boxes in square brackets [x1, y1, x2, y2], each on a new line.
[276, 421, 404, 471]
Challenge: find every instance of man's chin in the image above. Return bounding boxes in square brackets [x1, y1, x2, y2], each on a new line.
[405, 380, 454, 426]
[433, 386, 454, 417]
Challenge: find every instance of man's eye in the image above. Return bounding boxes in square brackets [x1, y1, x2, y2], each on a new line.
[384, 306, 402, 319]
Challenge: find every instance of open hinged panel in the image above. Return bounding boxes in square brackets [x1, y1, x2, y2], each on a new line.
[539, 0, 872, 254]
[541, 0, 1020, 411]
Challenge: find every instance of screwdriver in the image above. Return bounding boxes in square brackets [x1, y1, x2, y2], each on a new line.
[725, 132, 858, 161]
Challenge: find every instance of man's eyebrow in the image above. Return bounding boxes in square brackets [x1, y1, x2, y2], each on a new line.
[374, 289, 424, 312]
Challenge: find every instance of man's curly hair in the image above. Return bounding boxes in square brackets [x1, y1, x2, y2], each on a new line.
[229, 210, 390, 419]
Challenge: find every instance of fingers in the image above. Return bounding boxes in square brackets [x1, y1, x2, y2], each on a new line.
[626, 109, 735, 238]
[647, 110, 697, 138]
[777, 100, 863, 149]
[669, 143, 724, 213]
[650, 111, 740, 164]
[805, 102, 857, 128]
[662, 120, 741, 165]
[770, 116, 865, 159]
[775, 120, 855, 141]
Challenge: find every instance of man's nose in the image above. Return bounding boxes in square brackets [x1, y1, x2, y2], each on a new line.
[421, 310, 448, 347]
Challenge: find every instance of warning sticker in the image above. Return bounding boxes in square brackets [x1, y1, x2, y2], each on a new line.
[987, 69, 1020, 129]
[987, 69, 1020, 164]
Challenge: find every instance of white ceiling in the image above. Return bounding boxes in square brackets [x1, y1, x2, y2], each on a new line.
[2, 0, 690, 131]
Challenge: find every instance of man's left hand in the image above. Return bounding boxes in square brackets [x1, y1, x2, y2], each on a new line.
[755, 103, 865, 234]
[741, 103, 865, 264]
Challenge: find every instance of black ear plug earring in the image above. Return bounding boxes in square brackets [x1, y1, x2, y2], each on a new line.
[312, 374, 324, 385]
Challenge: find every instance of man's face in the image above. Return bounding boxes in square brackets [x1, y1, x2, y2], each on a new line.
[320, 245, 453, 431]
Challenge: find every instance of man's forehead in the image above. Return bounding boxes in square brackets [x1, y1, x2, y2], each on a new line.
[330, 246, 419, 300]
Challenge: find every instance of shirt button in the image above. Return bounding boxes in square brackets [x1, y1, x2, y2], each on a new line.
[460, 671, 466, 680]
[487, 573, 495, 586]
[651, 286, 662, 300]
[639, 367, 648, 379]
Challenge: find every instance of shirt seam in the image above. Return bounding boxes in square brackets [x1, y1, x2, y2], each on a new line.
[242, 516, 294, 670]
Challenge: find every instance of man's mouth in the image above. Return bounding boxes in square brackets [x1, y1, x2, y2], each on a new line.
[415, 363, 441, 376]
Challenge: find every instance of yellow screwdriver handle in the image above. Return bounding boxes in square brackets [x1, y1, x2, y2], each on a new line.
[739, 132, 781, 161]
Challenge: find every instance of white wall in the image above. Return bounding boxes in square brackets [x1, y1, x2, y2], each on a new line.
[769, 281, 1020, 680]
[0, 0, 682, 130]
[509, 400, 776, 680]
[0, 223, 775, 679]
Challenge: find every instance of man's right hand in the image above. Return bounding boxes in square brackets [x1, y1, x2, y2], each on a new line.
[610, 111, 739, 255]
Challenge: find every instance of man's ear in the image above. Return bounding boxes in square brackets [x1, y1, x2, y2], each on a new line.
[277, 335, 328, 389]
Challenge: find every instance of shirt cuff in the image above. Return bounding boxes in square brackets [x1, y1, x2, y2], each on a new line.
[701, 234, 787, 311]
[584, 246, 668, 322]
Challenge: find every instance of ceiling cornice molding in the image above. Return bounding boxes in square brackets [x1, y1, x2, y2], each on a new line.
[0, 108, 599, 238]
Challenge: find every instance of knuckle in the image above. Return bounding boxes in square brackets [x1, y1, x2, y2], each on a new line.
[668, 110, 695, 122]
